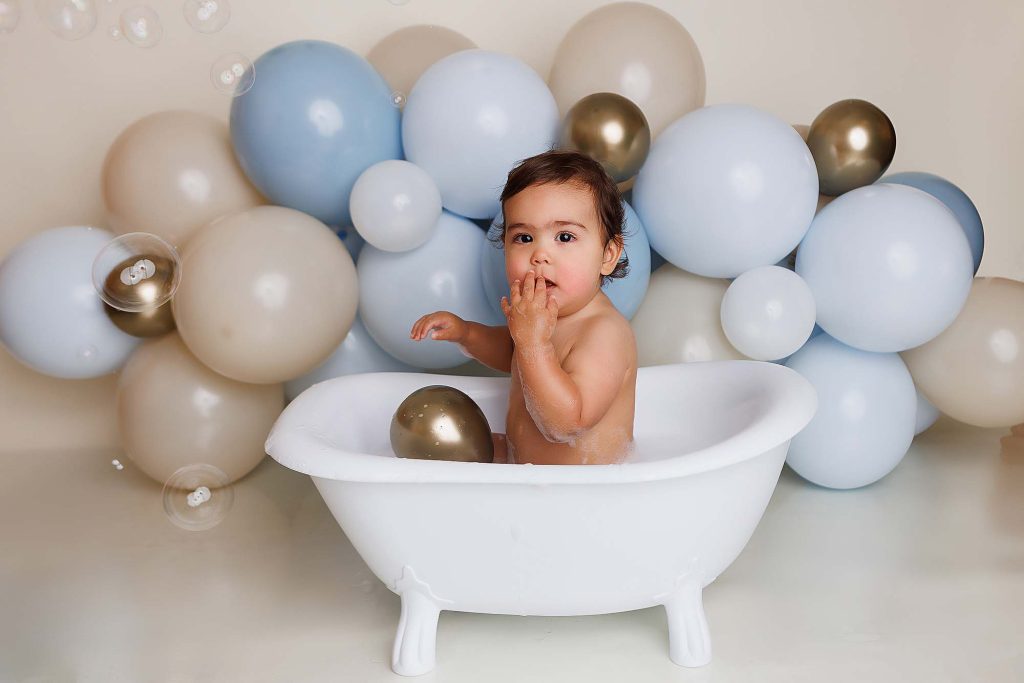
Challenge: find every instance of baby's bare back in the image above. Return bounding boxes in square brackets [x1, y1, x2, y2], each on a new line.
[505, 312, 637, 465]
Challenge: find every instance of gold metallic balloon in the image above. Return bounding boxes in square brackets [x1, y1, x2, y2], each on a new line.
[806, 99, 896, 196]
[390, 385, 494, 463]
[560, 92, 651, 185]
[101, 254, 178, 312]
[104, 300, 176, 338]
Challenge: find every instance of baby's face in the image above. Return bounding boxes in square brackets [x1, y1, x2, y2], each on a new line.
[503, 181, 618, 316]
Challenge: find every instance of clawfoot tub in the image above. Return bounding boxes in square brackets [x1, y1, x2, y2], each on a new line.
[265, 360, 816, 676]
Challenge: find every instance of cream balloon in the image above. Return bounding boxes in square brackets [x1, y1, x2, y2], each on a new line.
[548, 2, 706, 138]
[102, 110, 264, 247]
[902, 277, 1024, 428]
[172, 205, 358, 384]
[630, 264, 746, 366]
[366, 25, 477, 105]
[117, 333, 284, 485]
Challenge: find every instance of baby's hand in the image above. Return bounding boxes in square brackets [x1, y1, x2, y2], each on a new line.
[410, 311, 468, 343]
[501, 270, 558, 349]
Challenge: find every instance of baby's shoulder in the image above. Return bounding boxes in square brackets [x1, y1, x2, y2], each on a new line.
[574, 308, 636, 354]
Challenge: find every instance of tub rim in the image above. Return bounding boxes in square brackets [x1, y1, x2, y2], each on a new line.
[265, 359, 817, 485]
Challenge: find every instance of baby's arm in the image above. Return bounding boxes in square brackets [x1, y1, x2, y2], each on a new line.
[515, 318, 632, 443]
[410, 311, 514, 373]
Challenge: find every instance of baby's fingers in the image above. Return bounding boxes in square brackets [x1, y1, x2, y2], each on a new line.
[509, 279, 522, 306]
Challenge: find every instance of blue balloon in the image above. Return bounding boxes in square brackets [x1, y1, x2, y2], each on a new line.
[230, 40, 401, 226]
[480, 200, 651, 320]
[784, 333, 916, 489]
[879, 172, 984, 274]
[359, 211, 504, 370]
[402, 49, 559, 219]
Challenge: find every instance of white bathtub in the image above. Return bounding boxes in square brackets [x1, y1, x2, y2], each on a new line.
[265, 360, 817, 676]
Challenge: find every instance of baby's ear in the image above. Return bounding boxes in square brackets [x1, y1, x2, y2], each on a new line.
[602, 238, 623, 274]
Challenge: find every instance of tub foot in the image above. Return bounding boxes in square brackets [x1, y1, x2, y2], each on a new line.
[392, 590, 441, 676]
[663, 578, 711, 667]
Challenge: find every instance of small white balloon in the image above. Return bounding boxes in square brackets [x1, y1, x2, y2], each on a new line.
[350, 160, 442, 252]
[721, 265, 816, 361]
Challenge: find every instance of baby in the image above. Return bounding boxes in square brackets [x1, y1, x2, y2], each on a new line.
[409, 150, 637, 465]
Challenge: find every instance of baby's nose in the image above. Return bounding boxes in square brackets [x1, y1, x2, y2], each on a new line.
[530, 250, 550, 264]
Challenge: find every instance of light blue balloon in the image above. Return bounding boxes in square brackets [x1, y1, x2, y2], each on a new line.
[603, 203, 652, 319]
[633, 104, 818, 278]
[914, 388, 940, 435]
[0, 227, 141, 379]
[796, 184, 974, 352]
[358, 211, 505, 369]
[479, 201, 651, 320]
[784, 334, 916, 489]
[402, 49, 559, 219]
[285, 316, 417, 402]
[331, 224, 366, 262]
[230, 40, 401, 226]
[880, 172, 984, 274]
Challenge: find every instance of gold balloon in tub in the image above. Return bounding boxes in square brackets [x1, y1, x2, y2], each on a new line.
[390, 385, 494, 463]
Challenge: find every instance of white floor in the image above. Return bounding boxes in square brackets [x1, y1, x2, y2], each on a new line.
[2, 417, 1022, 683]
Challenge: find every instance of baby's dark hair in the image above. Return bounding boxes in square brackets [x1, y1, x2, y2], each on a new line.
[490, 149, 629, 286]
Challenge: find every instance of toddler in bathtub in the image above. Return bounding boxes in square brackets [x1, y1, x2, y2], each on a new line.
[410, 150, 637, 465]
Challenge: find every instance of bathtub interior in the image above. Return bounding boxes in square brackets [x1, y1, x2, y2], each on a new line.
[273, 360, 805, 474]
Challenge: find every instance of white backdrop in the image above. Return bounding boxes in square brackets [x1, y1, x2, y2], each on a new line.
[0, 0, 1021, 451]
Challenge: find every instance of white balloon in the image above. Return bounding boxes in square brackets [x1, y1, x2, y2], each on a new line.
[402, 49, 559, 219]
[721, 265, 816, 361]
[350, 160, 442, 252]
[785, 334, 916, 489]
[358, 211, 504, 369]
[630, 264, 746, 366]
[796, 184, 974, 352]
[285, 316, 418, 402]
[0, 226, 141, 378]
[632, 104, 818, 278]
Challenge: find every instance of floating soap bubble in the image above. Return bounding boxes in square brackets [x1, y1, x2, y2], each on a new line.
[183, 0, 229, 33]
[386, 0, 410, 5]
[107, 24, 120, 39]
[0, 0, 21, 33]
[35, 0, 97, 39]
[162, 464, 234, 531]
[92, 232, 181, 313]
[111, 458, 124, 470]
[391, 91, 406, 109]
[119, 5, 161, 48]
[210, 52, 254, 96]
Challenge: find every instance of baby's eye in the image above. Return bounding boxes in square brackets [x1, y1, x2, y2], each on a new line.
[511, 234, 531, 244]
[556, 232, 575, 243]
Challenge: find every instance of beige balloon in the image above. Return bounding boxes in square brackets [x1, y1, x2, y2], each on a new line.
[793, 124, 836, 213]
[902, 277, 1024, 428]
[630, 264, 747, 366]
[172, 205, 359, 384]
[367, 25, 477, 104]
[117, 333, 284, 485]
[102, 110, 264, 247]
[548, 2, 706, 138]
